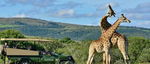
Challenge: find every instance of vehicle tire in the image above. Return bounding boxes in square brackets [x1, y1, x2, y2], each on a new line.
[59, 61, 66, 64]
[68, 61, 74, 64]
[60, 61, 74, 64]
[20, 60, 30, 64]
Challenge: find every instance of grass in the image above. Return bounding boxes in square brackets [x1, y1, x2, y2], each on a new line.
[0, 24, 21, 28]
[0, 56, 4, 64]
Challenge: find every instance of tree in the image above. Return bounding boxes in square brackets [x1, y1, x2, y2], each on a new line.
[42, 40, 64, 52]
[0, 29, 25, 38]
[136, 48, 150, 63]
[59, 37, 74, 44]
[0, 29, 25, 47]
[128, 37, 150, 64]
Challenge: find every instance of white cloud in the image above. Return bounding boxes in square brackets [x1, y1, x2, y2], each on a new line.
[136, 21, 150, 28]
[78, 12, 100, 18]
[32, 0, 55, 7]
[122, 2, 150, 21]
[13, 14, 28, 18]
[87, 12, 94, 17]
[108, 2, 119, 7]
[136, 21, 150, 26]
[6, 0, 31, 5]
[125, 13, 150, 20]
[49, 8, 104, 18]
[50, 9, 75, 17]
[97, 2, 119, 11]
[122, 2, 150, 13]
[58, 1, 83, 9]
[86, 21, 100, 26]
[6, 0, 55, 7]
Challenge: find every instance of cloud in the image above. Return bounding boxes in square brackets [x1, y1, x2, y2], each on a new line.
[122, 2, 150, 20]
[0, 4, 6, 7]
[96, 2, 119, 11]
[122, 2, 150, 13]
[6, 0, 56, 7]
[32, 0, 55, 7]
[57, 1, 84, 9]
[6, 0, 31, 5]
[6, 0, 56, 16]
[125, 13, 150, 20]
[77, 12, 103, 18]
[13, 14, 29, 18]
[49, 9, 103, 18]
[87, 21, 100, 26]
[136, 21, 150, 28]
[50, 9, 75, 18]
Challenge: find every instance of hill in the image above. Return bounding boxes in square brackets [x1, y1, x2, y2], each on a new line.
[0, 18, 150, 41]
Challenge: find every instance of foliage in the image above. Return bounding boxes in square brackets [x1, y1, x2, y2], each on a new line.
[59, 37, 75, 44]
[0, 29, 25, 47]
[0, 31, 150, 64]
[0, 58, 4, 64]
[127, 37, 150, 64]
[55, 39, 93, 64]
[0, 18, 150, 64]
[40, 36, 150, 64]
[114, 59, 125, 64]
[0, 18, 150, 41]
[0, 29, 25, 38]
[0, 29, 44, 50]
[136, 48, 150, 63]
[41, 39, 64, 52]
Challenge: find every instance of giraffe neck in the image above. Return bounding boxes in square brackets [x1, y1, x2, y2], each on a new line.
[100, 15, 112, 33]
[102, 19, 120, 38]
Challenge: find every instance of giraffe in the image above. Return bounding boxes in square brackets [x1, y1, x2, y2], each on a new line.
[100, 5, 129, 64]
[87, 14, 131, 64]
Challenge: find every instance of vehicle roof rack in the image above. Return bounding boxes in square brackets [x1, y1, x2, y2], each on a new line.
[1, 38, 53, 42]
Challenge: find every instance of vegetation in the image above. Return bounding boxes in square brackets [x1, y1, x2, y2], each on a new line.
[0, 18, 150, 41]
[0, 29, 25, 38]
[0, 29, 150, 64]
[0, 18, 150, 64]
[41, 37, 150, 64]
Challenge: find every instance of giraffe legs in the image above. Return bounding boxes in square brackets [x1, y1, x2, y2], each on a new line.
[118, 39, 129, 64]
[109, 53, 111, 64]
[105, 49, 111, 64]
[103, 53, 106, 64]
[103, 53, 111, 64]
[119, 48, 129, 64]
[87, 47, 95, 64]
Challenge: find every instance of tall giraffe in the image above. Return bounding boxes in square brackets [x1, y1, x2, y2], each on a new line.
[87, 14, 131, 64]
[101, 5, 129, 64]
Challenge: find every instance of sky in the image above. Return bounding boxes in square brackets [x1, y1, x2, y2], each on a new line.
[0, 0, 150, 28]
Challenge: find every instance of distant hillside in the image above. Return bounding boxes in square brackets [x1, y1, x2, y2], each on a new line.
[0, 18, 150, 41]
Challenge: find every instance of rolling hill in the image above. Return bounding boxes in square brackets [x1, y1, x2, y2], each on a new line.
[0, 18, 150, 41]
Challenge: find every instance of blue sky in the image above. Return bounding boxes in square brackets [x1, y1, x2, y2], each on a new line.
[0, 0, 150, 28]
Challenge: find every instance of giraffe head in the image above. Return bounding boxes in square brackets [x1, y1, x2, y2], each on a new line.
[119, 14, 131, 23]
[106, 5, 116, 18]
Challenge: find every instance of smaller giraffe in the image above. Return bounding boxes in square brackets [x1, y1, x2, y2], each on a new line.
[87, 14, 131, 64]
[101, 5, 129, 64]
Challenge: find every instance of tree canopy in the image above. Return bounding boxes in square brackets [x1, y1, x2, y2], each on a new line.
[0, 29, 25, 38]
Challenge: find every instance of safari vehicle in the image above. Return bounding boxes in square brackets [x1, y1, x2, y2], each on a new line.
[0, 38, 75, 64]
